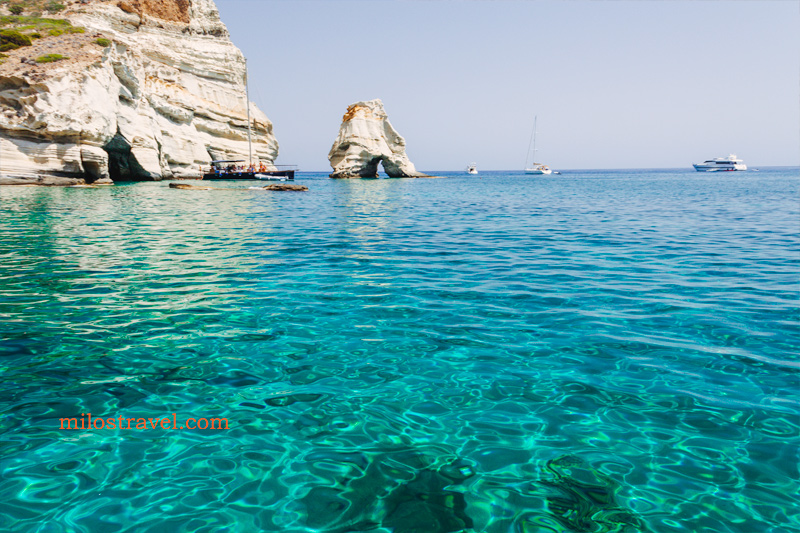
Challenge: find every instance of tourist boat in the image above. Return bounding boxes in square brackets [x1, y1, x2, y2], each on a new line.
[466, 163, 478, 174]
[524, 116, 553, 175]
[204, 161, 296, 181]
[692, 154, 747, 172]
[203, 59, 295, 181]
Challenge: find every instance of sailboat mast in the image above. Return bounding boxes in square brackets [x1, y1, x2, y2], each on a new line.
[245, 58, 252, 167]
[525, 115, 538, 168]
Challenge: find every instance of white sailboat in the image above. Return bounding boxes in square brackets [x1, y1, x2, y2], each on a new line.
[524, 116, 552, 175]
[466, 163, 478, 174]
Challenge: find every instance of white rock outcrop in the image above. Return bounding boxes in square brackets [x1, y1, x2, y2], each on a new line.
[328, 99, 428, 179]
[0, 0, 278, 185]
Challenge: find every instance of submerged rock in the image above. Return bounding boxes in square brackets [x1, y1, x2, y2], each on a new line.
[299, 451, 475, 532]
[328, 99, 429, 179]
[541, 455, 647, 533]
[169, 183, 212, 190]
[262, 183, 307, 191]
[0, 0, 279, 186]
[169, 182, 307, 191]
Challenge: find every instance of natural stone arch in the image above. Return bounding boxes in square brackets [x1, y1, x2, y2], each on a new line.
[328, 99, 429, 179]
[361, 156, 382, 178]
[359, 155, 403, 178]
[380, 157, 409, 178]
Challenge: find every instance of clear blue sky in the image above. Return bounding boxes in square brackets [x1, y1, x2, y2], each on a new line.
[217, 0, 799, 171]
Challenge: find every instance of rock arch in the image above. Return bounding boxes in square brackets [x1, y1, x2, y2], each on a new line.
[328, 99, 428, 179]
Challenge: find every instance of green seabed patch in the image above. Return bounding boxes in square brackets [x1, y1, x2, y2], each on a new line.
[296, 451, 646, 532]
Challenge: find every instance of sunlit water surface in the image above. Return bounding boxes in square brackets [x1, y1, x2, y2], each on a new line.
[1, 168, 798, 532]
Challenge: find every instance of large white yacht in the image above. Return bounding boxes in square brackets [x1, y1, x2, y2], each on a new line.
[692, 155, 747, 172]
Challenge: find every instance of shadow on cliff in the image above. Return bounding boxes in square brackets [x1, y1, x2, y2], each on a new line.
[103, 131, 158, 182]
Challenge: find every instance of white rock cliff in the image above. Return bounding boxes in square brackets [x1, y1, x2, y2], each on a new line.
[0, 0, 278, 185]
[328, 99, 428, 179]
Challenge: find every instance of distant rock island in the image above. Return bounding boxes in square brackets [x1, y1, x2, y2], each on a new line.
[328, 99, 429, 179]
[0, 0, 278, 185]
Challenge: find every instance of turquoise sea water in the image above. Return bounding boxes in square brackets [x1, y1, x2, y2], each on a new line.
[1, 168, 798, 532]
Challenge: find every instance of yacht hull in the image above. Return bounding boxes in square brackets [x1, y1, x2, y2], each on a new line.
[692, 155, 746, 172]
[692, 164, 746, 172]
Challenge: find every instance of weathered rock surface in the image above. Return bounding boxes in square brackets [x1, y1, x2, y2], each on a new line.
[169, 182, 307, 191]
[0, 0, 278, 186]
[328, 99, 428, 179]
[262, 183, 307, 191]
[169, 182, 212, 190]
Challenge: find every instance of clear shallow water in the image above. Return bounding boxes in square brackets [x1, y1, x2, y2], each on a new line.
[0, 168, 798, 533]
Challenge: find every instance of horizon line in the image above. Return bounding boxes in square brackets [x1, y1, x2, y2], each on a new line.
[290, 165, 800, 173]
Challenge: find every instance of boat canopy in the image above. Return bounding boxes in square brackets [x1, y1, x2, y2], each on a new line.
[211, 160, 247, 164]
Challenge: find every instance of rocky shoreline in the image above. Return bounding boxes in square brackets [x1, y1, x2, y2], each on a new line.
[0, 0, 278, 186]
[1, 1, 437, 187]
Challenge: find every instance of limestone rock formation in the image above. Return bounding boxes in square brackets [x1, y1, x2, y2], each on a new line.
[328, 99, 428, 179]
[0, 0, 278, 185]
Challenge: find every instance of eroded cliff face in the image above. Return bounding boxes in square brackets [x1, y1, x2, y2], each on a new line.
[0, 0, 278, 185]
[328, 99, 427, 179]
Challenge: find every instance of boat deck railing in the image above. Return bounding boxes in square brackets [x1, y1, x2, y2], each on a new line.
[208, 165, 299, 173]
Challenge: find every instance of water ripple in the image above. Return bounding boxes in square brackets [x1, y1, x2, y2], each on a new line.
[1, 169, 798, 532]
